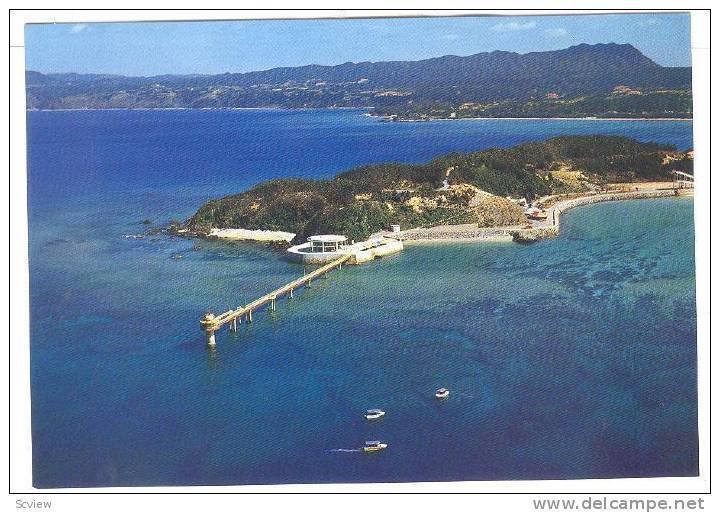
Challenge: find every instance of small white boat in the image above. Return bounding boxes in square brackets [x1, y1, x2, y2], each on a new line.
[364, 409, 386, 420]
[363, 440, 388, 453]
[435, 388, 450, 399]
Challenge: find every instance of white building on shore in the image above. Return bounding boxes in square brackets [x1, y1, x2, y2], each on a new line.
[286, 234, 403, 264]
[286, 235, 350, 264]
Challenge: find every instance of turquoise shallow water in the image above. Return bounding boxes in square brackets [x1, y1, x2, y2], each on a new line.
[27, 110, 696, 487]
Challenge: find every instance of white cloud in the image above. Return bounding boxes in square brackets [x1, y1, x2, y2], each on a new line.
[544, 28, 569, 37]
[69, 24, 88, 34]
[491, 21, 537, 32]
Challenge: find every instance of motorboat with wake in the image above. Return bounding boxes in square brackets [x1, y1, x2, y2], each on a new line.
[363, 441, 388, 453]
[364, 409, 386, 420]
[435, 388, 450, 399]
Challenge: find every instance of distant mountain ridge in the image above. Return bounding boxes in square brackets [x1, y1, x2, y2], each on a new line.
[26, 43, 692, 115]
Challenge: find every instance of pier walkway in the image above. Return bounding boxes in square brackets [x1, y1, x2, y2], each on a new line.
[200, 252, 352, 346]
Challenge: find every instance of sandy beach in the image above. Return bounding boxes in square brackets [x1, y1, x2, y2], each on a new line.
[208, 227, 296, 243]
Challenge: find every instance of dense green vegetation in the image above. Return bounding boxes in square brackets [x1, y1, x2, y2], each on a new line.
[186, 135, 691, 242]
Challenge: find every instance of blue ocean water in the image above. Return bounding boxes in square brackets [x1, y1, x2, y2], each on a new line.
[27, 110, 697, 487]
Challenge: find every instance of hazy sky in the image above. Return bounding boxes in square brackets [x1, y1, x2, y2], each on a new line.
[25, 13, 692, 76]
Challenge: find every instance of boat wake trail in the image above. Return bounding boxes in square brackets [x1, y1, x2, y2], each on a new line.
[451, 391, 475, 399]
[328, 448, 362, 453]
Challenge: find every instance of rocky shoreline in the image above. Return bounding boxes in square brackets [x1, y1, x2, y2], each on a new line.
[383, 188, 689, 244]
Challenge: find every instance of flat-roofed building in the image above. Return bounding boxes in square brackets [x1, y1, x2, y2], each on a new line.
[307, 234, 348, 253]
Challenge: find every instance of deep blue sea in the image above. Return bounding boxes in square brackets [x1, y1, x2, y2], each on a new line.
[27, 109, 697, 488]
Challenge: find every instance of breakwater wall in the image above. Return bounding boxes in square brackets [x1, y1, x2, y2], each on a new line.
[511, 189, 679, 242]
[392, 226, 518, 242]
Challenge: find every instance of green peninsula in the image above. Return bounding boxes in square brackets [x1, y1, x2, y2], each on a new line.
[185, 136, 692, 243]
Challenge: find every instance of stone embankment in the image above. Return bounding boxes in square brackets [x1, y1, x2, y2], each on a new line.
[387, 224, 521, 242]
[511, 226, 558, 243]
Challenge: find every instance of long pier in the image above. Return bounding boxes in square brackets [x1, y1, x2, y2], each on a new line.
[200, 252, 352, 346]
